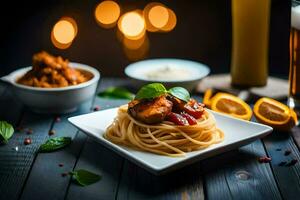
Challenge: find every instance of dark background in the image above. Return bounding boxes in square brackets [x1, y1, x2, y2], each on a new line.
[0, 0, 291, 78]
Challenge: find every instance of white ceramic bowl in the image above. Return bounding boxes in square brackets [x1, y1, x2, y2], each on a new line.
[125, 58, 210, 91]
[0, 63, 100, 114]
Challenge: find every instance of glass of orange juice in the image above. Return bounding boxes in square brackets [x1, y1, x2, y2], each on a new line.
[231, 0, 271, 87]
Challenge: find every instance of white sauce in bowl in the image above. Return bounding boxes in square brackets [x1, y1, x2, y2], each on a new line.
[144, 65, 192, 81]
[125, 58, 210, 82]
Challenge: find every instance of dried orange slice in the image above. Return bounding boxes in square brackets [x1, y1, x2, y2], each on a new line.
[203, 89, 213, 108]
[210, 93, 252, 120]
[253, 97, 298, 131]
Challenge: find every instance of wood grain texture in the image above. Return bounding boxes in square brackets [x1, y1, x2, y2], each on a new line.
[291, 126, 300, 150]
[263, 131, 300, 200]
[19, 101, 92, 200]
[2, 78, 300, 200]
[204, 140, 281, 200]
[0, 88, 24, 200]
[117, 160, 204, 200]
[65, 97, 127, 200]
[66, 138, 124, 200]
[0, 110, 53, 200]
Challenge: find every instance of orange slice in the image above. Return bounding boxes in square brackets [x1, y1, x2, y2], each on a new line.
[253, 97, 298, 131]
[203, 89, 214, 108]
[210, 93, 252, 120]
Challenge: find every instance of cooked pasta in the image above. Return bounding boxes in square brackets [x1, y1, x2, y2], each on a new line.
[105, 105, 224, 157]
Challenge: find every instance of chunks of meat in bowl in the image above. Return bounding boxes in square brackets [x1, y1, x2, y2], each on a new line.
[17, 51, 93, 88]
[128, 95, 173, 124]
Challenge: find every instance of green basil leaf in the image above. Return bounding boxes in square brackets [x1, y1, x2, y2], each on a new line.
[98, 87, 134, 100]
[135, 83, 167, 100]
[168, 87, 190, 102]
[0, 121, 14, 143]
[71, 169, 101, 186]
[39, 137, 72, 152]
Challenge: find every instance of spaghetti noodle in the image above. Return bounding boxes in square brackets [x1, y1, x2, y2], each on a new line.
[105, 105, 224, 157]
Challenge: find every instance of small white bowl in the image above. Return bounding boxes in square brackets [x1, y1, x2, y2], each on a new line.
[125, 58, 210, 91]
[0, 63, 100, 114]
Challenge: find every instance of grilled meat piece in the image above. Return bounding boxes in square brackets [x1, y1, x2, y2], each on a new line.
[167, 95, 186, 112]
[167, 96, 205, 119]
[128, 95, 173, 124]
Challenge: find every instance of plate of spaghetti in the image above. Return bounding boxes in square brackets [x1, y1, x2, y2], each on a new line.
[69, 83, 273, 175]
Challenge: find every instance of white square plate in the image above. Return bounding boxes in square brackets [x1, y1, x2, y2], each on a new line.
[68, 108, 273, 175]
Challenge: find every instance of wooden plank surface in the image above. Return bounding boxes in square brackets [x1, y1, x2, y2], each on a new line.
[291, 126, 300, 149]
[19, 101, 92, 200]
[0, 110, 53, 200]
[65, 98, 128, 200]
[66, 138, 124, 200]
[263, 130, 300, 200]
[204, 140, 281, 200]
[117, 160, 204, 200]
[0, 88, 24, 200]
[2, 78, 300, 200]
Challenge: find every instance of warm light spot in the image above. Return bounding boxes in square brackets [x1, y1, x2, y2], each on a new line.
[161, 8, 177, 32]
[118, 11, 145, 40]
[123, 36, 149, 61]
[143, 2, 162, 32]
[51, 17, 77, 49]
[95, 1, 120, 28]
[143, 2, 176, 32]
[51, 34, 72, 49]
[148, 5, 169, 28]
[123, 34, 146, 50]
[53, 19, 76, 44]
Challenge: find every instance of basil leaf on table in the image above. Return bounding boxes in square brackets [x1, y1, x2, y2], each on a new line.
[39, 137, 72, 152]
[135, 83, 167, 100]
[168, 87, 190, 102]
[70, 169, 101, 186]
[98, 87, 134, 100]
[0, 121, 14, 143]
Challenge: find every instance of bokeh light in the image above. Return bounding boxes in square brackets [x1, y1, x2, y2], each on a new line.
[148, 5, 169, 29]
[123, 34, 146, 50]
[92, 2, 177, 60]
[123, 36, 149, 61]
[118, 11, 145, 40]
[51, 17, 77, 49]
[95, 0, 120, 28]
[161, 8, 177, 32]
[143, 2, 177, 32]
[143, 2, 161, 32]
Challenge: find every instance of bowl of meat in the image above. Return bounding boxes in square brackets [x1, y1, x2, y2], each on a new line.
[0, 51, 100, 114]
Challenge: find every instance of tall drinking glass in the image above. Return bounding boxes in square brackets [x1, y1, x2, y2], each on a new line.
[231, 0, 271, 87]
[289, 1, 300, 114]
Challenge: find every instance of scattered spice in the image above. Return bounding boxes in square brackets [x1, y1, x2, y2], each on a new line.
[284, 150, 292, 156]
[48, 130, 56, 136]
[26, 129, 33, 135]
[59, 163, 64, 167]
[286, 159, 298, 166]
[278, 161, 287, 166]
[258, 156, 272, 163]
[276, 148, 282, 151]
[24, 138, 32, 145]
[61, 172, 68, 177]
[93, 105, 101, 111]
[55, 117, 61, 122]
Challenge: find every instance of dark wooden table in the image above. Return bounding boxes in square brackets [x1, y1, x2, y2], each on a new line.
[1, 78, 300, 200]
